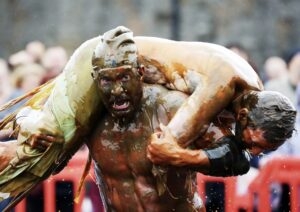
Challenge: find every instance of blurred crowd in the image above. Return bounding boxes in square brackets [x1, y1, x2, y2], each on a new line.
[0, 41, 70, 211]
[0, 41, 104, 212]
[0, 41, 68, 121]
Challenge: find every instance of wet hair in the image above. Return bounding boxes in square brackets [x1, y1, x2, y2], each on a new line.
[240, 91, 297, 144]
[92, 26, 138, 70]
[91, 26, 140, 80]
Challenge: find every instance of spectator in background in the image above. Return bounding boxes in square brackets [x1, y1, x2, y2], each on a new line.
[226, 42, 249, 61]
[265, 48, 300, 107]
[8, 50, 34, 69]
[0, 62, 45, 136]
[263, 56, 288, 84]
[11, 63, 46, 93]
[9, 49, 70, 211]
[0, 59, 22, 210]
[12, 45, 73, 212]
[226, 42, 259, 76]
[41, 46, 68, 83]
[1, 45, 68, 212]
[297, 83, 300, 116]
[25, 41, 46, 64]
[0, 59, 23, 121]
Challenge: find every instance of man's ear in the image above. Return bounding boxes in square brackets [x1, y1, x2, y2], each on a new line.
[138, 65, 145, 76]
[137, 65, 145, 82]
[237, 108, 249, 125]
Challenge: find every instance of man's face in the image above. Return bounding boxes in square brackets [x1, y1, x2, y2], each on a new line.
[241, 127, 281, 155]
[289, 53, 300, 84]
[95, 65, 143, 118]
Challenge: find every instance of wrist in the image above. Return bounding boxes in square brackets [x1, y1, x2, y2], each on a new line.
[180, 149, 210, 167]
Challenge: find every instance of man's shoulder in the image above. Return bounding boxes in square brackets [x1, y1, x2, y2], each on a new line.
[142, 83, 187, 116]
[143, 84, 168, 101]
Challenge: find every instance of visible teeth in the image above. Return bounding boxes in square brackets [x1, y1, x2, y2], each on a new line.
[113, 101, 129, 110]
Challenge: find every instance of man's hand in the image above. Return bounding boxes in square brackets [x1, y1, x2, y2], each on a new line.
[17, 106, 65, 151]
[204, 136, 251, 177]
[0, 140, 18, 172]
[25, 134, 64, 151]
[147, 124, 211, 167]
[147, 125, 251, 177]
[147, 124, 186, 166]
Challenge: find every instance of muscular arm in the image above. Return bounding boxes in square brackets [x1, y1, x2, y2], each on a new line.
[147, 125, 251, 176]
[135, 37, 263, 146]
[148, 87, 251, 176]
[167, 72, 236, 146]
[147, 124, 210, 172]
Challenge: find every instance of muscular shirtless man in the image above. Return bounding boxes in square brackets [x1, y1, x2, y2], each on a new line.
[86, 28, 296, 211]
[88, 70, 205, 211]
[87, 29, 211, 211]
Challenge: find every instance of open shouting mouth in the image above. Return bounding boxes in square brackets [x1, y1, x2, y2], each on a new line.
[112, 100, 130, 111]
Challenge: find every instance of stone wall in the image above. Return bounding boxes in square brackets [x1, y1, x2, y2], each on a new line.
[1, 0, 299, 75]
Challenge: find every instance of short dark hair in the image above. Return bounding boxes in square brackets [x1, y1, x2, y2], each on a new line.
[241, 91, 297, 144]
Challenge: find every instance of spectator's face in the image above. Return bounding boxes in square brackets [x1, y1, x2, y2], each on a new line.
[0, 62, 10, 89]
[288, 53, 300, 85]
[26, 41, 45, 61]
[42, 47, 67, 75]
[95, 65, 143, 119]
[21, 74, 44, 92]
[241, 127, 280, 155]
[264, 57, 287, 80]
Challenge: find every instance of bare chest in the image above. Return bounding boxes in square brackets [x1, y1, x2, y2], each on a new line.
[88, 115, 157, 177]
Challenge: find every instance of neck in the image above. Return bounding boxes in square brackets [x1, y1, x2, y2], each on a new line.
[115, 116, 133, 127]
[113, 107, 141, 128]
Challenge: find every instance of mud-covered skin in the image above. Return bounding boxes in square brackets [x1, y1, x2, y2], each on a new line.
[87, 85, 204, 212]
[134, 36, 263, 147]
